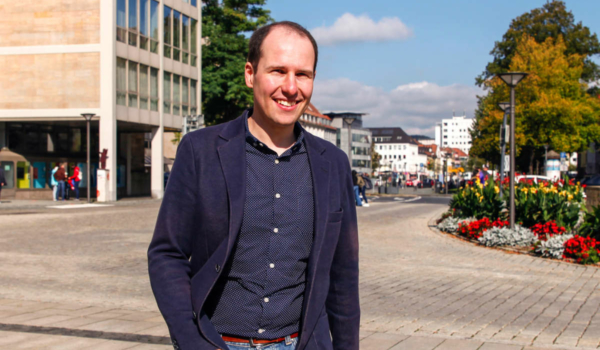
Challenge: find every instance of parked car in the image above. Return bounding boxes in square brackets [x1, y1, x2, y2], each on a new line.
[515, 175, 553, 184]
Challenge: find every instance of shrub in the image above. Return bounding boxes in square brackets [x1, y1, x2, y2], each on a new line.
[478, 225, 537, 247]
[535, 234, 573, 259]
[579, 205, 600, 240]
[458, 218, 509, 240]
[450, 179, 506, 220]
[530, 221, 566, 241]
[563, 236, 600, 265]
[437, 217, 464, 233]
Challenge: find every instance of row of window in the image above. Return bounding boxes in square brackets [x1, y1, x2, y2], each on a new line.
[352, 159, 371, 168]
[116, 58, 198, 115]
[116, 0, 198, 67]
[378, 144, 410, 151]
[352, 134, 370, 143]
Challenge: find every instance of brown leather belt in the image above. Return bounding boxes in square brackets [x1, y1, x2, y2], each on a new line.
[222, 332, 299, 346]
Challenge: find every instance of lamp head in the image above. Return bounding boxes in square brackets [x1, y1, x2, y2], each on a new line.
[497, 72, 528, 88]
[498, 102, 511, 112]
[81, 113, 95, 121]
[343, 117, 356, 125]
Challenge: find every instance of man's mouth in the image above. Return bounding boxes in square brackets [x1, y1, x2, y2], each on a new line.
[275, 99, 298, 107]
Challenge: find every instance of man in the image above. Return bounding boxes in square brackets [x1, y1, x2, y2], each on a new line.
[480, 165, 490, 185]
[54, 163, 67, 201]
[148, 21, 360, 350]
[0, 166, 5, 202]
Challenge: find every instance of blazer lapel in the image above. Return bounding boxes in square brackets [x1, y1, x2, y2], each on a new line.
[299, 133, 330, 346]
[217, 116, 248, 257]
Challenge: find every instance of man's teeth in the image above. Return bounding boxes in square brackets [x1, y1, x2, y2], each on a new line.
[277, 100, 296, 107]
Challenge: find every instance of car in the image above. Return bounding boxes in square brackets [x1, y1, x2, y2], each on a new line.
[515, 175, 553, 184]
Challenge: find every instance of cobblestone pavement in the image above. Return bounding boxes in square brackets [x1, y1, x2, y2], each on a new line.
[0, 199, 598, 349]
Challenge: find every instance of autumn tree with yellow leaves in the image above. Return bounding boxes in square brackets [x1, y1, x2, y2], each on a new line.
[471, 35, 600, 173]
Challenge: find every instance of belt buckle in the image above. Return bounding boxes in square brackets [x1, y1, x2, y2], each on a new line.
[249, 338, 258, 347]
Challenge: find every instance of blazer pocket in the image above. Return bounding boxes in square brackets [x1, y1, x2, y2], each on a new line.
[327, 209, 343, 223]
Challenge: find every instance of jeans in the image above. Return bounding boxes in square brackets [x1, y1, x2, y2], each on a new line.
[73, 181, 80, 199]
[353, 185, 362, 206]
[52, 185, 58, 200]
[224, 336, 297, 350]
[360, 186, 369, 203]
[56, 181, 65, 200]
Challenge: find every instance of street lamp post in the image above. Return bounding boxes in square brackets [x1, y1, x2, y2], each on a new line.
[498, 102, 511, 199]
[344, 117, 357, 169]
[497, 72, 528, 229]
[81, 113, 95, 204]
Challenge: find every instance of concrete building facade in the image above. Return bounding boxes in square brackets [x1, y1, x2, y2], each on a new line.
[326, 112, 371, 174]
[298, 104, 336, 145]
[369, 127, 427, 175]
[437, 115, 474, 155]
[0, 0, 200, 201]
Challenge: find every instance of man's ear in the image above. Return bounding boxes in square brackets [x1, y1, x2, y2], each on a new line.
[245, 62, 254, 88]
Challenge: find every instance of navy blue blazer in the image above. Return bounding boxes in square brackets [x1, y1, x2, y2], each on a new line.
[148, 112, 360, 350]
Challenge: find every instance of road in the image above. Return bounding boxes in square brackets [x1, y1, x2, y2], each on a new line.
[0, 198, 598, 349]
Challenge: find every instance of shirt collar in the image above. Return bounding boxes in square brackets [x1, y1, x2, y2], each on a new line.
[244, 110, 305, 155]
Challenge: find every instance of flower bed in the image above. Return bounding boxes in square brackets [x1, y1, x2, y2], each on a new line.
[437, 176, 599, 265]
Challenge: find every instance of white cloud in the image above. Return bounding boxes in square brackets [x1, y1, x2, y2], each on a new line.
[311, 78, 484, 136]
[310, 13, 413, 46]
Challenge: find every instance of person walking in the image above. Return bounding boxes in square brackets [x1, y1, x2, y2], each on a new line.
[352, 170, 363, 207]
[0, 167, 5, 202]
[50, 164, 59, 201]
[53, 163, 67, 201]
[148, 21, 359, 350]
[359, 172, 370, 207]
[69, 165, 82, 200]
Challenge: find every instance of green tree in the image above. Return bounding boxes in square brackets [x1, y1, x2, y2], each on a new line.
[202, 0, 272, 126]
[471, 35, 600, 173]
[371, 141, 381, 174]
[476, 0, 600, 86]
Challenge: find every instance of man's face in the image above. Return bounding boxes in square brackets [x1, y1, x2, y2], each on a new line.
[245, 27, 315, 128]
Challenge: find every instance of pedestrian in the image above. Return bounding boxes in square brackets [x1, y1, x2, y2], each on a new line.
[0, 166, 5, 202]
[69, 165, 81, 201]
[50, 164, 59, 201]
[360, 172, 371, 207]
[148, 21, 360, 350]
[481, 165, 490, 185]
[53, 163, 67, 201]
[353, 170, 364, 207]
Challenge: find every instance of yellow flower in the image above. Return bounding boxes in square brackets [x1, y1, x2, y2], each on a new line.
[530, 188, 537, 194]
[550, 187, 558, 194]
[559, 191, 566, 197]
[542, 187, 550, 194]
[568, 194, 574, 201]
[521, 187, 529, 193]
[494, 186, 500, 194]
[577, 182, 580, 186]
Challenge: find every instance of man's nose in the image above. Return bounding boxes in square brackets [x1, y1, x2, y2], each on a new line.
[281, 73, 298, 96]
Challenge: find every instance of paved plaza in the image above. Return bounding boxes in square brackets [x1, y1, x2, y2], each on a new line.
[0, 198, 598, 349]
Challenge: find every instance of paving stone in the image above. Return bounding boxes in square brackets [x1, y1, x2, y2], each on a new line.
[478, 342, 523, 350]
[359, 332, 409, 350]
[388, 335, 445, 350]
[434, 338, 483, 350]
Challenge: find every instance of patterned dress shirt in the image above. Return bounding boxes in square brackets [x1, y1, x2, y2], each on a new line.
[205, 114, 315, 339]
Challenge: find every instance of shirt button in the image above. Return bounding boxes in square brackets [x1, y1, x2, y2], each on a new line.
[269, 263, 275, 268]
[258, 329, 265, 334]
[273, 228, 279, 233]
[275, 193, 281, 198]
[275, 159, 279, 164]
[264, 297, 269, 303]
[259, 143, 263, 147]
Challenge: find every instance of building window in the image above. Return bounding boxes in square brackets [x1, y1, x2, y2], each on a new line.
[173, 74, 181, 115]
[116, 58, 127, 106]
[173, 10, 181, 61]
[191, 0, 197, 6]
[164, 72, 171, 114]
[182, 77, 189, 115]
[139, 64, 149, 109]
[117, 0, 127, 42]
[182, 15, 190, 64]
[149, 1, 159, 53]
[150, 67, 159, 111]
[352, 159, 371, 168]
[191, 18, 198, 66]
[164, 6, 172, 58]
[128, 62, 138, 107]
[190, 79, 197, 114]
[128, 0, 137, 46]
[139, 0, 149, 49]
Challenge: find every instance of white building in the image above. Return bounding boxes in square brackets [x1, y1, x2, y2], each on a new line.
[437, 115, 474, 155]
[326, 112, 372, 174]
[298, 104, 336, 144]
[369, 127, 428, 174]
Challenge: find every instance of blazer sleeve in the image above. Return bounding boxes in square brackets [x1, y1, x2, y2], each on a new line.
[326, 159, 360, 350]
[147, 136, 215, 350]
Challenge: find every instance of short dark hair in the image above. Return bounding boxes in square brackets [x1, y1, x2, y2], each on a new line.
[247, 21, 318, 73]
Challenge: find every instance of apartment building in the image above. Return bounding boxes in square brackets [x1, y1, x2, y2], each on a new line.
[0, 0, 200, 201]
[326, 112, 372, 174]
[298, 103, 336, 145]
[369, 127, 427, 174]
[435, 115, 474, 155]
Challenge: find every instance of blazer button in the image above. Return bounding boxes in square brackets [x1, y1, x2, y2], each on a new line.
[192, 311, 197, 319]
[215, 264, 221, 273]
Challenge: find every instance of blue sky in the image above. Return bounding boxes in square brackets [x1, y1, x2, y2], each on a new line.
[266, 0, 600, 136]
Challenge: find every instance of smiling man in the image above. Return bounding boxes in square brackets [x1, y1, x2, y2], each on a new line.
[148, 21, 359, 350]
